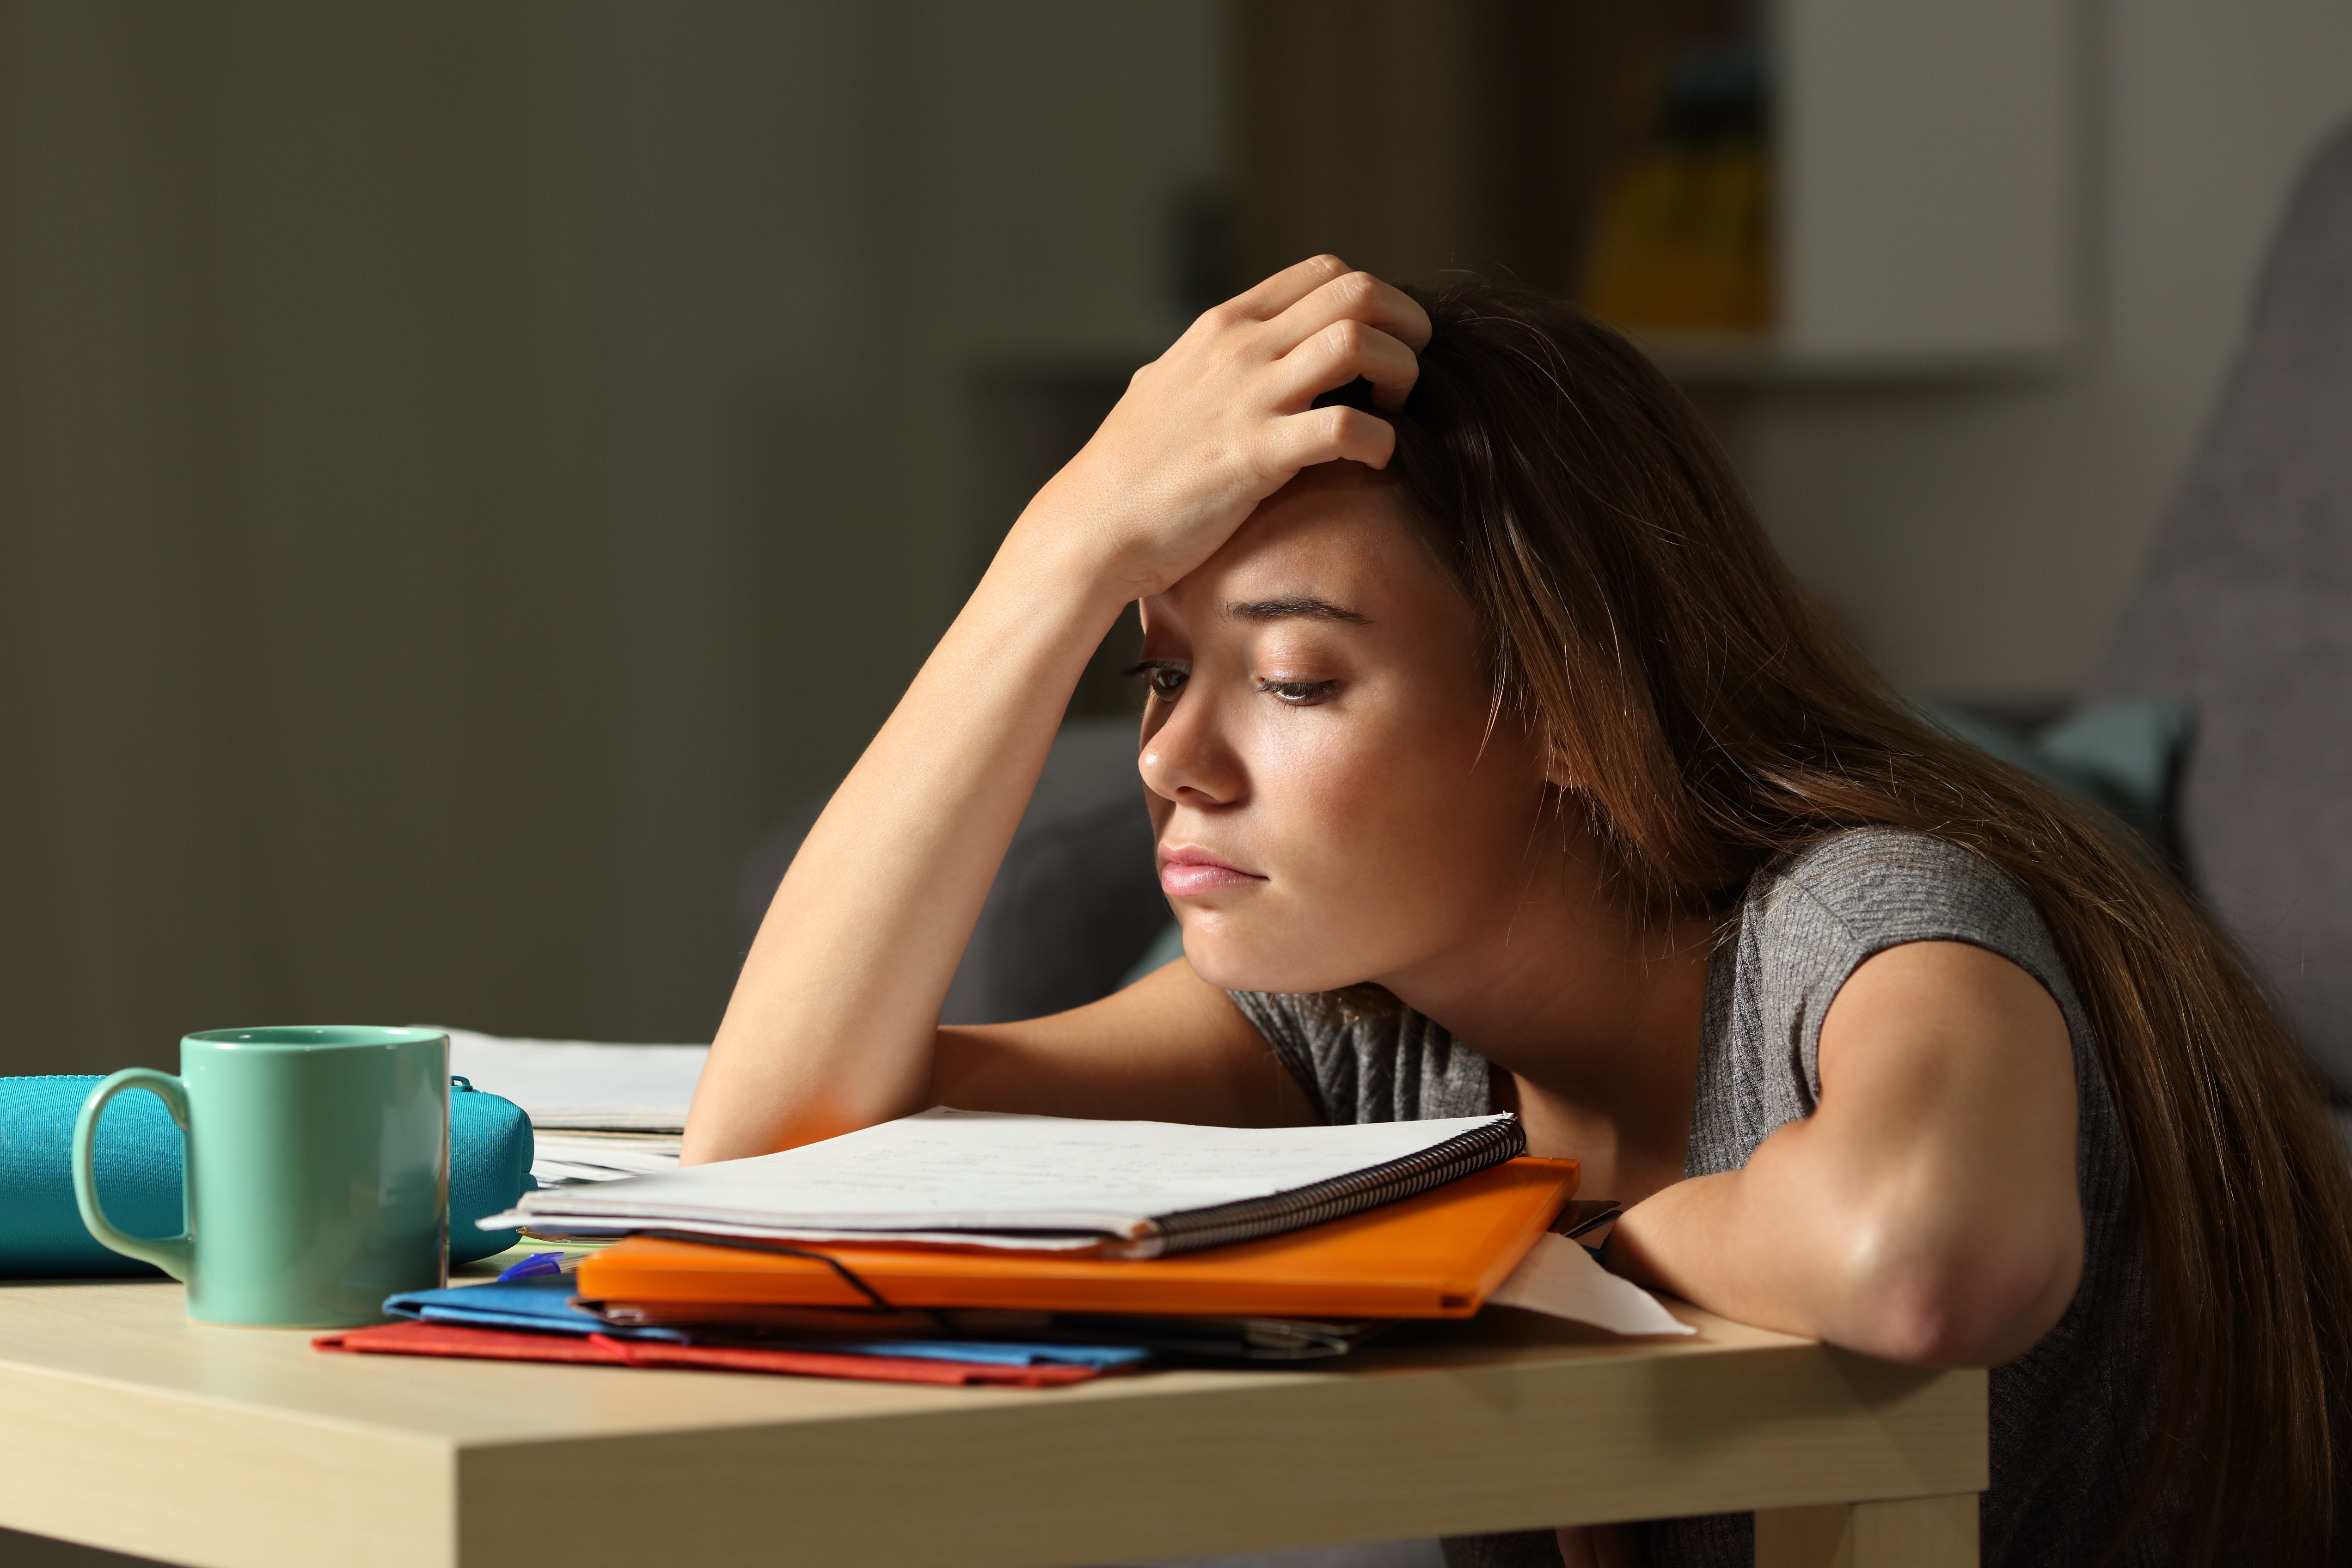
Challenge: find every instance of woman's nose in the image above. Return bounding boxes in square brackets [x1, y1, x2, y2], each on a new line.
[1138, 692, 1245, 808]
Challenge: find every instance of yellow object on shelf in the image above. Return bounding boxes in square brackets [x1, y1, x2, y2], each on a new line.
[1581, 142, 1772, 334]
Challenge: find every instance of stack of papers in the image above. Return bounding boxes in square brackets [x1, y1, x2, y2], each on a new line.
[441, 1028, 707, 1187]
[527, 1132, 685, 1183]
[485, 1108, 1525, 1257]
[443, 1028, 707, 1131]
[568, 1158, 1693, 1334]
[421, 1040, 1696, 1346]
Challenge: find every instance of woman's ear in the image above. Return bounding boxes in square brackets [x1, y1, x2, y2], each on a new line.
[1541, 731, 1581, 792]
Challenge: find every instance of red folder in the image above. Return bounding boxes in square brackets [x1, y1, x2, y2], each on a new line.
[577, 1157, 1578, 1319]
[312, 1320, 1103, 1386]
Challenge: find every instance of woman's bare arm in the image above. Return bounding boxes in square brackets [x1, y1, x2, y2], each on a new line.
[1610, 941, 2084, 1367]
[683, 257, 1427, 1163]
[935, 956, 1316, 1127]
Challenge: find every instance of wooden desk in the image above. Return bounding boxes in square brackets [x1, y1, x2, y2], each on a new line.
[0, 1279, 1983, 1568]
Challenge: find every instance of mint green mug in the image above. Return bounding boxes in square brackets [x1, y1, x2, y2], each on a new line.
[71, 1026, 450, 1327]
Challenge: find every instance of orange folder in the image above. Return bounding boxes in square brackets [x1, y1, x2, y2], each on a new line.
[576, 1157, 1578, 1320]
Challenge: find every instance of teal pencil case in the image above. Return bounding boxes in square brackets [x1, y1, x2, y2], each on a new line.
[0, 1074, 535, 1277]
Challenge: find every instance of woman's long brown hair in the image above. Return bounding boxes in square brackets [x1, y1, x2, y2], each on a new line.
[1375, 276, 2352, 1562]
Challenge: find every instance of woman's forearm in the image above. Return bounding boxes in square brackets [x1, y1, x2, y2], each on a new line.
[681, 257, 1433, 1163]
[1614, 1141, 2065, 1368]
[683, 525, 1132, 1162]
[1608, 1159, 1826, 1337]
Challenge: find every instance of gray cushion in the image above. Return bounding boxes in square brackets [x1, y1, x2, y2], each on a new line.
[734, 719, 1168, 1026]
[2086, 120, 2352, 1088]
[1923, 698, 2193, 860]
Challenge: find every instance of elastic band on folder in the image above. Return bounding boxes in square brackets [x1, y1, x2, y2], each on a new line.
[639, 1231, 901, 1313]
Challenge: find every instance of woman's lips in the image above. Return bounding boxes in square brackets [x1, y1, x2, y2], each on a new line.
[1158, 846, 1267, 898]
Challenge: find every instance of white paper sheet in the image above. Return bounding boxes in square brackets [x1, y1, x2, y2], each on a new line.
[498, 1106, 1515, 1239]
[478, 1216, 1113, 1252]
[441, 1028, 708, 1132]
[529, 1133, 685, 1185]
[1487, 1231, 1694, 1336]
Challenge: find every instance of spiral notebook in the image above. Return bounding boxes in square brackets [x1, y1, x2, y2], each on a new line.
[484, 1107, 1525, 1258]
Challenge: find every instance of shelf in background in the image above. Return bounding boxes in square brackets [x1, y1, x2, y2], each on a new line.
[1230, 0, 2082, 387]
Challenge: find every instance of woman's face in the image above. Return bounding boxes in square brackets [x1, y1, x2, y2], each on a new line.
[1137, 462, 1559, 996]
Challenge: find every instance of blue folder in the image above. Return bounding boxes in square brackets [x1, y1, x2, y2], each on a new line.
[384, 1274, 1151, 1369]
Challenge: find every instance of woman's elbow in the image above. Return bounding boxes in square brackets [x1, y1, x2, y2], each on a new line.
[1833, 1227, 2082, 1369]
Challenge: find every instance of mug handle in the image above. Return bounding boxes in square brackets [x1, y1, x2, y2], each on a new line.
[72, 1069, 195, 1281]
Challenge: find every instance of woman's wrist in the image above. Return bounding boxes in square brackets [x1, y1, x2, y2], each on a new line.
[953, 538, 1138, 692]
[998, 437, 1250, 610]
[1004, 529, 1161, 627]
[1601, 1183, 1707, 1296]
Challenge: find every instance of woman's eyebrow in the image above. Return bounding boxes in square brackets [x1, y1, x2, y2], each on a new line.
[1225, 596, 1370, 625]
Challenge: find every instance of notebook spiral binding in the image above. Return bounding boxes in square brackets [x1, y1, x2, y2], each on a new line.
[1135, 1116, 1528, 1258]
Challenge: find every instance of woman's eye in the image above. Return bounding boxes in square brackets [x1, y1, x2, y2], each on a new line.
[1125, 662, 1190, 702]
[1259, 679, 1337, 707]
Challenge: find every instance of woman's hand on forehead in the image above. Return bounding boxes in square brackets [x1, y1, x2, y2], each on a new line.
[1012, 255, 1433, 606]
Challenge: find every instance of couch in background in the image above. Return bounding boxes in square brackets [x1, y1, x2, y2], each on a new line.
[2088, 119, 2352, 1094]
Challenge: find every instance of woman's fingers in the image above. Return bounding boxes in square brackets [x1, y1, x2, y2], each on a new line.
[1267, 269, 1434, 355]
[1222, 254, 1354, 325]
[1268, 318, 1421, 411]
[1270, 403, 1398, 472]
[1032, 255, 1425, 594]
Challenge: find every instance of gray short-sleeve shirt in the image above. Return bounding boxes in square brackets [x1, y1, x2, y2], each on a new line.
[1228, 829, 2160, 1568]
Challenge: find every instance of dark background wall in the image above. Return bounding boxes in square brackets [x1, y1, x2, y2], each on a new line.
[0, 0, 1216, 1072]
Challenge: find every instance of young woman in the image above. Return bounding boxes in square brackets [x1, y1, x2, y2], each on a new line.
[686, 258, 2352, 1567]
